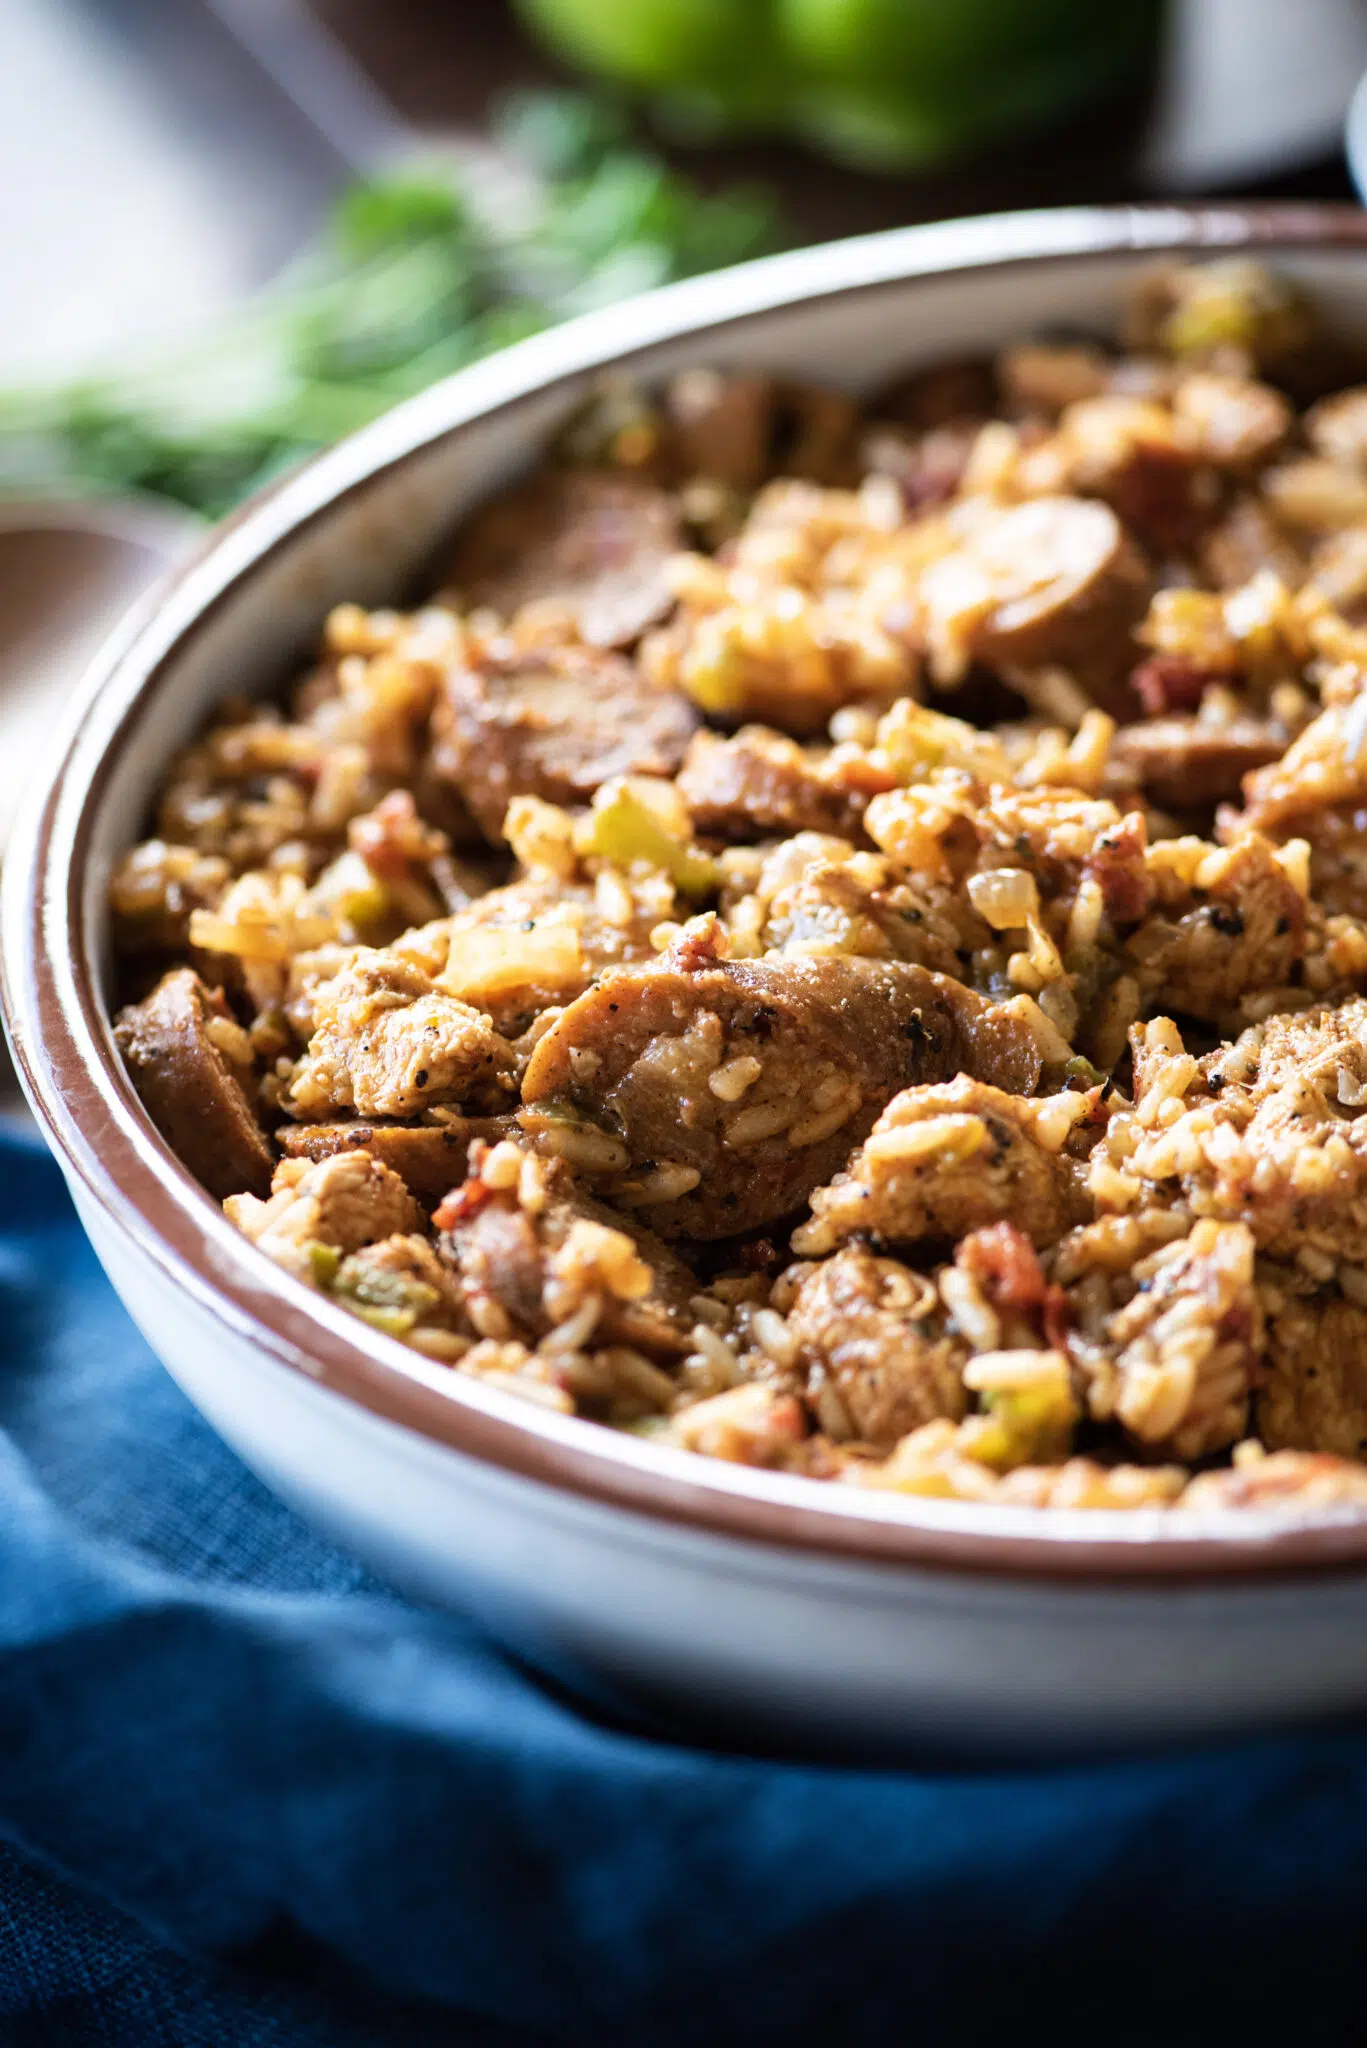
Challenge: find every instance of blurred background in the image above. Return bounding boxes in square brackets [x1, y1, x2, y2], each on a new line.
[9, 1, 1367, 389]
[9, 0, 1367, 480]
[4, 0, 1367, 843]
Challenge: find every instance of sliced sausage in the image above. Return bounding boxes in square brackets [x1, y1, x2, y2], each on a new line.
[1109, 715, 1286, 811]
[520, 955, 1041, 1240]
[676, 726, 867, 844]
[439, 466, 681, 648]
[114, 967, 273, 1200]
[431, 642, 698, 844]
[277, 1116, 517, 1203]
[1033, 396, 1210, 555]
[920, 496, 1150, 684]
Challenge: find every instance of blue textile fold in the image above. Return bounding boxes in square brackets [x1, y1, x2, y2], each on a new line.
[0, 1124, 1365, 2046]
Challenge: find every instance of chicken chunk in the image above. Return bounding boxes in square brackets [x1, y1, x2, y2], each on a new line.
[1126, 835, 1305, 1022]
[115, 967, 273, 1200]
[1236, 698, 1367, 837]
[743, 833, 969, 977]
[1171, 371, 1291, 468]
[667, 1383, 809, 1467]
[1278, 805, 1367, 922]
[439, 466, 681, 647]
[431, 641, 698, 844]
[1305, 386, 1367, 472]
[793, 1079, 1090, 1258]
[331, 1232, 471, 1343]
[1259, 1289, 1367, 1460]
[521, 951, 1042, 1240]
[288, 952, 517, 1119]
[784, 1248, 968, 1445]
[1099, 1004, 1367, 1267]
[226, 1150, 424, 1282]
[1081, 1219, 1262, 1462]
[434, 1145, 696, 1360]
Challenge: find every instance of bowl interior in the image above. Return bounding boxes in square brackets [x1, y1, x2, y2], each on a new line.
[19, 209, 1367, 1577]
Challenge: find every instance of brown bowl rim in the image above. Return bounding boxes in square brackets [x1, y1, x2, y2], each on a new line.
[11, 199, 1367, 1587]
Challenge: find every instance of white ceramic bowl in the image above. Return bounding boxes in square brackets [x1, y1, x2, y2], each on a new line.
[11, 202, 1367, 1757]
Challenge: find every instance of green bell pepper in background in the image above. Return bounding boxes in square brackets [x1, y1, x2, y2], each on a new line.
[515, 0, 1164, 170]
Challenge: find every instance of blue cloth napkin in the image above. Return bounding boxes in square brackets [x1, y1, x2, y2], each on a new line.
[2, 1123, 1366, 2048]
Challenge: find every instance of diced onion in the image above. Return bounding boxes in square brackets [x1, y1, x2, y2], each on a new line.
[438, 922, 583, 1000]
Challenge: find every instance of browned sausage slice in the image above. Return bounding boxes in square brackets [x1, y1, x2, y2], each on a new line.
[440, 467, 681, 647]
[114, 967, 273, 1199]
[276, 1116, 518, 1203]
[921, 496, 1149, 683]
[1110, 715, 1285, 811]
[520, 956, 1041, 1240]
[431, 642, 698, 844]
[676, 726, 867, 844]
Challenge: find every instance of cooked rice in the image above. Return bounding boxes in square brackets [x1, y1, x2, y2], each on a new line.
[110, 258, 1367, 1518]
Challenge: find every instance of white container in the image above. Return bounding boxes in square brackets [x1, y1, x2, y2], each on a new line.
[11, 203, 1367, 1755]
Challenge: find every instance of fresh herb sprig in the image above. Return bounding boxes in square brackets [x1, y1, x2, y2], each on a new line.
[0, 94, 780, 520]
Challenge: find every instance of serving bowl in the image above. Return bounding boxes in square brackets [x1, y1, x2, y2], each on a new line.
[10, 202, 1367, 1756]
